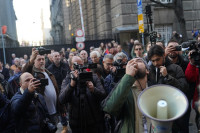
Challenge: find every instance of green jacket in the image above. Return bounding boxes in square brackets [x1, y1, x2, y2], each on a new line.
[102, 74, 136, 133]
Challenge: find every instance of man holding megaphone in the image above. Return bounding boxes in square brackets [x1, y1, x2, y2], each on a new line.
[148, 45, 189, 133]
[102, 57, 150, 133]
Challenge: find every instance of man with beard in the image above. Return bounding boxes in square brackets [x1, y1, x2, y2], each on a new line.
[165, 39, 188, 72]
[102, 58, 151, 133]
[148, 45, 189, 133]
[22, 48, 66, 128]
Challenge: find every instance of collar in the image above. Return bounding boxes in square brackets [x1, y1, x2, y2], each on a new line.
[20, 87, 25, 94]
[33, 66, 52, 76]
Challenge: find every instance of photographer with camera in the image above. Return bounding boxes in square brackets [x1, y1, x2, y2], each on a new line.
[11, 72, 57, 133]
[59, 56, 106, 133]
[185, 50, 200, 130]
[104, 52, 128, 95]
[165, 39, 192, 133]
[22, 48, 66, 128]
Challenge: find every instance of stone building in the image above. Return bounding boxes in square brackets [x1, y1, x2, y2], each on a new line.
[0, 0, 18, 48]
[50, 0, 200, 46]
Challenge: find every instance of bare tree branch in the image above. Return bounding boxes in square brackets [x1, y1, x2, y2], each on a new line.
[150, 0, 175, 9]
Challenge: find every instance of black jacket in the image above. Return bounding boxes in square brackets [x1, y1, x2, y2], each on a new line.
[59, 73, 106, 128]
[0, 93, 15, 133]
[11, 89, 48, 133]
[47, 62, 70, 90]
[0, 67, 10, 81]
[148, 58, 189, 95]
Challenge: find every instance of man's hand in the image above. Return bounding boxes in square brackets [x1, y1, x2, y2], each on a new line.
[30, 48, 39, 64]
[159, 66, 168, 77]
[70, 70, 78, 87]
[110, 66, 117, 73]
[126, 59, 138, 77]
[28, 79, 41, 93]
[165, 45, 175, 56]
[86, 81, 94, 92]
[188, 50, 195, 65]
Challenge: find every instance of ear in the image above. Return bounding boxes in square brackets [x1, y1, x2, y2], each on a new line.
[146, 69, 149, 75]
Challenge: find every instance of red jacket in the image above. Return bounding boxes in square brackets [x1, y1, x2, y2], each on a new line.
[185, 63, 199, 108]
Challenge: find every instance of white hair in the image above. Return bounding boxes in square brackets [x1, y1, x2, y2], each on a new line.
[90, 51, 101, 58]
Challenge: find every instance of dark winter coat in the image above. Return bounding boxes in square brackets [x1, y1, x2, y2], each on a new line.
[22, 60, 66, 114]
[0, 93, 15, 133]
[47, 61, 70, 90]
[11, 89, 48, 133]
[148, 57, 189, 95]
[59, 73, 106, 131]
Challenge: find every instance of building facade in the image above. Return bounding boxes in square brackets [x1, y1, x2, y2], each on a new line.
[0, 0, 18, 48]
[50, 0, 200, 46]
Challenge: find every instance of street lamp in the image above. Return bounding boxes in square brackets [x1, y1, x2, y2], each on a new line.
[0, 25, 7, 65]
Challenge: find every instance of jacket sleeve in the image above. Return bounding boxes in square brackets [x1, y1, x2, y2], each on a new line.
[165, 65, 188, 94]
[59, 75, 75, 104]
[0, 93, 9, 108]
[102, 74, 135, 116]
[11, 89, 34, 116]
[91, 74, 106, 101]
[4, 69, 10, 81]
[22, 60, 34, 73]
[185, 63, 198, 82]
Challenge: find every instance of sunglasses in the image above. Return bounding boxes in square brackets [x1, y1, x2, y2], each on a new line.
[135, 48, 142, 51]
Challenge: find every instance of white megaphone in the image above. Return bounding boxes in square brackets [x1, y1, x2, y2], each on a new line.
[137, 84, 188, 133]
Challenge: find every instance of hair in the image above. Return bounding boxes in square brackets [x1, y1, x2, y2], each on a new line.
[167, 39, 179, 45]
[133, 42, 144, 50]
[113, 52, 128, 61]
[103, 54, 114, 61]
[91, 64, 103, 76]
[148, 45, 164, 60]
[90, 51, 101, 58]
[14, 58, 20, 62]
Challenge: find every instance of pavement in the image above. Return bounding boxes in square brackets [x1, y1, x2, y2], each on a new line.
[56, 108, 199, 133]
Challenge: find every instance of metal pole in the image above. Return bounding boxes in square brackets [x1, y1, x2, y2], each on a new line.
[78, 0, 85, 36]
[142, 33, 145, 46]
[0, 26, 6, 65]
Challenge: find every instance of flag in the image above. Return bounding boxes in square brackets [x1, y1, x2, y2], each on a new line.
[1, 25, 7, 34]
[104, 48, 109, 55]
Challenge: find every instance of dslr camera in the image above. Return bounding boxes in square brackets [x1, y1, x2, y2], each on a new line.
[181, 41, 200, 66]
[70, 63, 97, 83]
[36, 47, 51, 55]
[113, 59, 127, 81]
[34, 73, 49, 87]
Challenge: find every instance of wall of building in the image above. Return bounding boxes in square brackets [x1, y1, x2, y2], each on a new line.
[50, 0, 200, 45]
[0, 0, 18, 47]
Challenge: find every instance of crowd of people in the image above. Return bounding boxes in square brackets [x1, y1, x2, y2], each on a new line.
[0, 33, 200, 133]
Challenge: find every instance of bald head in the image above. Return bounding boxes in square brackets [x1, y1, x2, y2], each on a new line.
[72, 56, 83, 65]
[20, 72, 34, 90]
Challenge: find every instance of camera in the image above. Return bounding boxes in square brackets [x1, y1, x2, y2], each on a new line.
[36, 47, 51, 55]
[113, 59, 127, 81]
[34, 73, 49, 87]
[71, 63, 97, 83]
[175, 45, 182, 51]
[181, 40, 200, 66]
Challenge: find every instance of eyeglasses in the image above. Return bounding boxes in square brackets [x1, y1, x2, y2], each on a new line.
[135, 48, 142, 51]
[106, 63, 113, 66]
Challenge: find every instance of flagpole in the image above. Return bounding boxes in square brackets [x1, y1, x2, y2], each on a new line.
[1, 26, 6, 65]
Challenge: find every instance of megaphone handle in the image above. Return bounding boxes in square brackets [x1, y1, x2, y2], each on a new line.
[142, 115, 148, 133]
